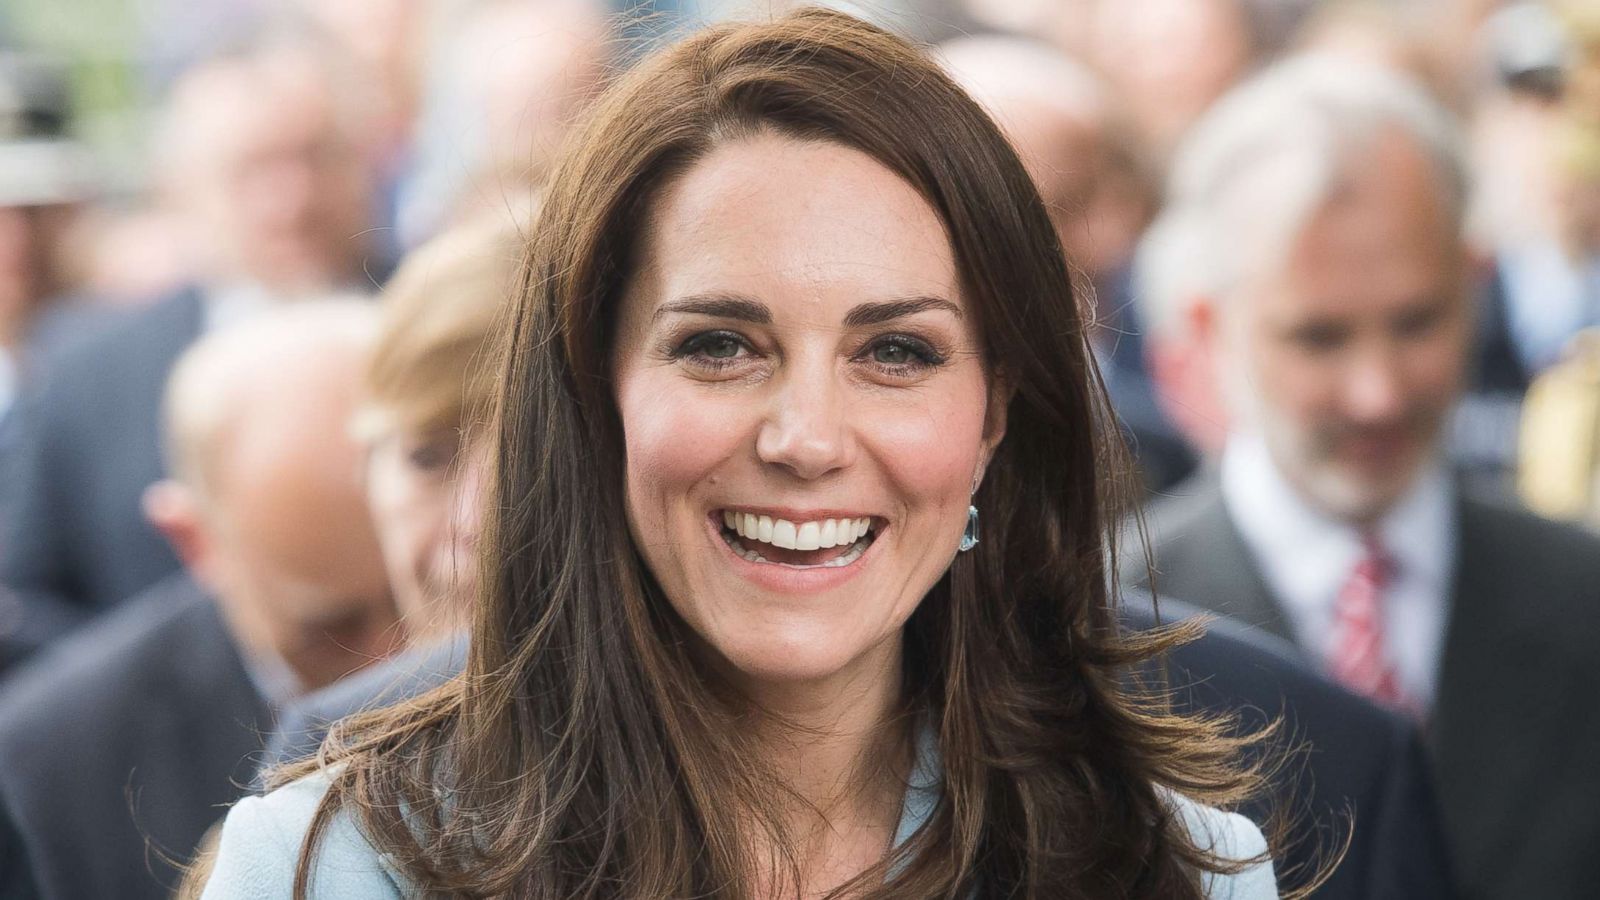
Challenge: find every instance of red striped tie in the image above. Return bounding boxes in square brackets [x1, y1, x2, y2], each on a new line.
[1329, 533, 1403, 706]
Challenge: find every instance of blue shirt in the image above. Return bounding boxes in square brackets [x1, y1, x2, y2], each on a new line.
[202, 736, 1276, 898]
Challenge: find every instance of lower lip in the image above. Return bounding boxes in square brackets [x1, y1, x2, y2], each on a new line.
[706, 514, 880, 594]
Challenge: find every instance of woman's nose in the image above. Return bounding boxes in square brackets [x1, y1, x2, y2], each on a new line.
[755, 369, 857, 480]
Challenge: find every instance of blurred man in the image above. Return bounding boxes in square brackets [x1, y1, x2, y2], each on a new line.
[942, 43, 1454, 895]
[1406, 2, 1575, 494]
[0, 52, 93, 424]
[396, 0, 607, 247]
[1067, 0, 1318, 161]
[0, 302, 399, 900]
[940, 37, 1192, 491]
[0, 38, 382, 667]
[291, 0, 427, 265]
[152, 39, 379, 304]
[1134, 57, 1600, 898]
[258, 220, 514, 774]
[1462, 4, 1600, 468]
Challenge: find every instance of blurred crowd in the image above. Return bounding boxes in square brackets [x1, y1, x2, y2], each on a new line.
[0, 0, 1596, 898]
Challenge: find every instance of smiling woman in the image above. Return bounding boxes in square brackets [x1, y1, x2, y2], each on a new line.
[611, 134, 1000, 693]
[198, 8, 1282, 900]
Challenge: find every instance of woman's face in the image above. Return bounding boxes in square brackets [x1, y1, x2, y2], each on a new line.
[364, 425, 481, 641]
[611, 133, 1003, 690]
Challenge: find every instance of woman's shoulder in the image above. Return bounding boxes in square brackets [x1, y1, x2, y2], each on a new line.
[1164, 791, 1278, 899]
[200, 767, 408, 899]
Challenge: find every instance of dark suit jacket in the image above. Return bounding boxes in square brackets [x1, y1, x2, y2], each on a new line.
[1469, 260, 1531, 397]
[0, 790, 38, 900]
[260, 633, 466, 777]
[0, 573, 270, 900]
[0, 288, 202, 669]
[1138, 476, 1600, 900]
[1124, 593, 1455, 899]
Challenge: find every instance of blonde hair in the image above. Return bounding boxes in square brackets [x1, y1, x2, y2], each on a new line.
[358, 216, 528, 442]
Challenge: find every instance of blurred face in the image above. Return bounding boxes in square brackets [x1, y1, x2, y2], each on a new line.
[365, 425, 481, 641]
[1001, 101, 1102, 263]
[210, 518, 400, 692]
[612, 134, 1002, 691]
[179, 58, 371, 291]
[1222, 133, 1470, 522]
[1092, 0, 1252, 155]
[200, 372, 402, 691]
[1000, 100, 1151, 286]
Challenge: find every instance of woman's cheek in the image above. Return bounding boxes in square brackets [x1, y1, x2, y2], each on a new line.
[862, 385, 990, 496]
[618, 375, 751, 499]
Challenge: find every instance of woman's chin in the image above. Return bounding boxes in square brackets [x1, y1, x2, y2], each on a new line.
[702, 623, 899, 692]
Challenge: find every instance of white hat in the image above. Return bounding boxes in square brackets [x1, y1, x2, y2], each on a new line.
[0, 52, 94, 206]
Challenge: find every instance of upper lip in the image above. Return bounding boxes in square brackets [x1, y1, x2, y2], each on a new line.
[714, 506, 882, 524]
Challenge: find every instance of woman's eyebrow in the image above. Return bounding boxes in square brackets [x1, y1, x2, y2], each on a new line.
[652, 293, 771, 324]
[651, 293, 960, 327]
[843, 296, 961, 328]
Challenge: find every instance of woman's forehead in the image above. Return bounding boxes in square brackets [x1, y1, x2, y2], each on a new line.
[629, 134, 965, 322]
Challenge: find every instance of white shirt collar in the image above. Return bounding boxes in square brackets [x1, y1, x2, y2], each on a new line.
[1220, 433, 1456, 709]
[202, 282, 375, 334]
[203, 281, 276, 334]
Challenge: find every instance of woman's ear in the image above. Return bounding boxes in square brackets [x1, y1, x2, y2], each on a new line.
[977, 371, 1014, 486]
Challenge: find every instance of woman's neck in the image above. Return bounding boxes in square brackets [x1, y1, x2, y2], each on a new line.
[739, 639, 912, 898]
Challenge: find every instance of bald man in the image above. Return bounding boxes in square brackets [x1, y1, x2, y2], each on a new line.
[0, 303, 400, 900]
[0, 40, 385, 668]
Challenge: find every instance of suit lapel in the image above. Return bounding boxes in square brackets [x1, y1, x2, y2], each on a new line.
[1144, 477, 1301, 648]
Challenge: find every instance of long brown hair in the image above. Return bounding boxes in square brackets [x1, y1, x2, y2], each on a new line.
[284, 8, 1284, 897]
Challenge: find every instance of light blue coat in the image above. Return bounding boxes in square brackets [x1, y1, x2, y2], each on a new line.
[202, 741, 1276, 899]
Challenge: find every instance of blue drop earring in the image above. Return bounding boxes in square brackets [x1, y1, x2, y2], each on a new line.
[959, 504, 979, 552]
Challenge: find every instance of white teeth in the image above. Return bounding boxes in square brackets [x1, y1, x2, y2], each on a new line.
[720, 512, 877, 551]
[796, 521, 820, 550]
[723, 533, 770, 563]
[722, 530, 871, 568]
[772, 519, 798, 550]
[821, 538, 868, 567]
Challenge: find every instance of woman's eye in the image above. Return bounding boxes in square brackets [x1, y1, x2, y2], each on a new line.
[701, 335, 743, 359]
[863, 335, 944, 372]
[873, 342, 914, 365]
[672, 330, 753, 368]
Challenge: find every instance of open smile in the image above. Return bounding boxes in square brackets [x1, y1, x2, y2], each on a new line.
[714, 510, 880, 569]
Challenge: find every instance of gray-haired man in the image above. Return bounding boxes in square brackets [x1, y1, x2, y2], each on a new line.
[1132, 56, 1600, 899]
